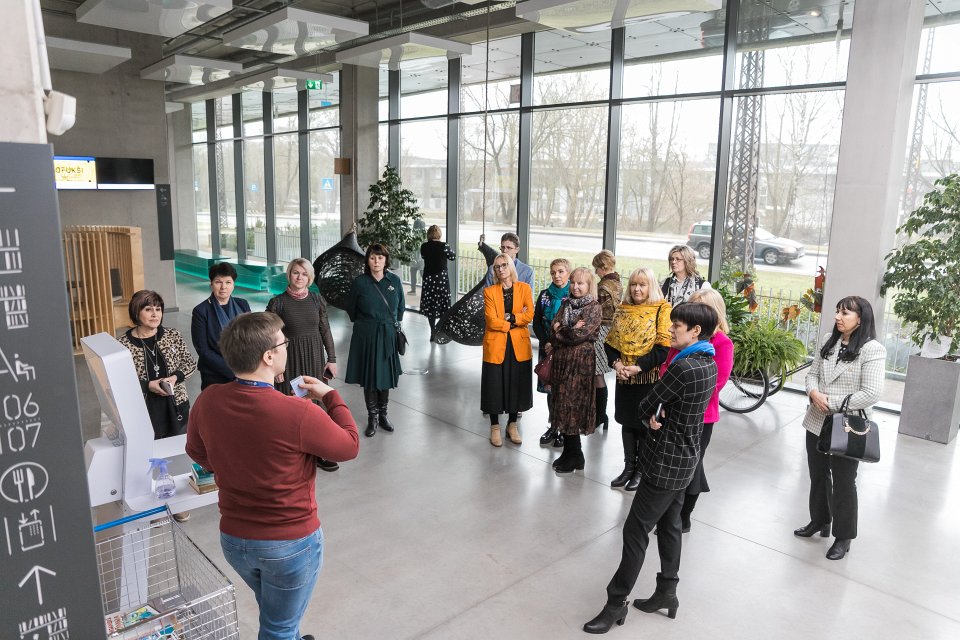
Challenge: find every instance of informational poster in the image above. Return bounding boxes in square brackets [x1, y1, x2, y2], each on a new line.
[0, 143, 104, 637]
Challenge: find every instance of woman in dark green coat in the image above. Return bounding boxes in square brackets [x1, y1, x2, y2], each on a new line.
[345, 243, 405, 437]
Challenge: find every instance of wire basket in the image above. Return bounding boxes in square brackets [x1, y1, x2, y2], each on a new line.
[94, 507, 239, 640]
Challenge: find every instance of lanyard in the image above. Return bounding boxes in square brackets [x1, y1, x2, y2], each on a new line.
[234, 378, 275, 389]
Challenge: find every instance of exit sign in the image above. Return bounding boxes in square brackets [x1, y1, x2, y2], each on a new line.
[305, 79, 323, 90]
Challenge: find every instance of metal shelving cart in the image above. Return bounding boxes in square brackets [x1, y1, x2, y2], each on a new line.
[94, 506, 239, 640]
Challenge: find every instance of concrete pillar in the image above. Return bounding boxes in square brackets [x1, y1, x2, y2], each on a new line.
[821, 0, 924, 333]
[0, 0, 47, 143]
[170, 105, 198, 253]
[339, 64, 379, 236]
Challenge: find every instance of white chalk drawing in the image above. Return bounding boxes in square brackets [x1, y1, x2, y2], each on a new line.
[1, 461, 49, 504]
[0, 347, 35, 382]
[17, 606, 69, 640]
[0, 284, 28, 330]
[0, 228, 23, 275]
[18, 565, 56, 606]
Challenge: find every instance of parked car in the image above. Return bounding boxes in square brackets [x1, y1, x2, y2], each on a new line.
[687, 221, 806, 265]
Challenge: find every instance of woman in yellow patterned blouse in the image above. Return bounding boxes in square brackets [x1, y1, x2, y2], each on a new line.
[604, 268, 671, 491]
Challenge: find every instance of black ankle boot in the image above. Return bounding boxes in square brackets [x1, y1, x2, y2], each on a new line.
[377, 390, 394, 432]
[633, 575, 679, 619]
[826, 538, 851, 560]
[583, 600, 628, 634]
[363, 390, 378, 437]
[610, 458, 636, 488]
[556, 436, 584, 473]
[595, 387, 609, 430]
[794, 521, 830, 538]
[624, 469, 641, 492]
[551, 437, 569, 469]
[540, 425, 557, 445]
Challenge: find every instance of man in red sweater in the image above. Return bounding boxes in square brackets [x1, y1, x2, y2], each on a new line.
[187, 312, 359, 640]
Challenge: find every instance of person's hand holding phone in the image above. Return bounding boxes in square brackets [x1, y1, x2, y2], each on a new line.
[322, 362, 338, 382]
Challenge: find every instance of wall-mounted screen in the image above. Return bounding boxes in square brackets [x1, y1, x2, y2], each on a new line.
[96, 157, 155, 190]
[53, 155, 97, 190]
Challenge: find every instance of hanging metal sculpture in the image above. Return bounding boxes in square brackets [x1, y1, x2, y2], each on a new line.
[433, 239, 498, 346]
[312, 231, 366, 310]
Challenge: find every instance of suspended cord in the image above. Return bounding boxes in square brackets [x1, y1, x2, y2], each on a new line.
[481, 1, 491, 238]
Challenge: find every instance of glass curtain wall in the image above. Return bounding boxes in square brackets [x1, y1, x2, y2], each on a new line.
[191, 103, 211, 252]
[242, 91, 266, 260]
[308, 75, 341, 256]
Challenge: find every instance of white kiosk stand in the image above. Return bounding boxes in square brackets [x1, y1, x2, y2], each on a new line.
[81, 332, 219, 518]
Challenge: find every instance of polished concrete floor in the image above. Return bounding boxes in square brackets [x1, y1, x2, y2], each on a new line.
[77, 275, 960, 639]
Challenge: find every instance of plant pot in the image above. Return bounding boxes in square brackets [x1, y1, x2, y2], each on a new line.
[898, 355, 960, 444]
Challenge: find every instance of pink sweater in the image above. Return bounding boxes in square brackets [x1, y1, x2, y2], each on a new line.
[660, 331, 734, 424]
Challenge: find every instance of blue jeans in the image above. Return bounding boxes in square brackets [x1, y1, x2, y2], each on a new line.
[221, 528, 323, 640]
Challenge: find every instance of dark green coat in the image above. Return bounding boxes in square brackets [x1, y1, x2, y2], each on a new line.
[344, 271, 405, 390]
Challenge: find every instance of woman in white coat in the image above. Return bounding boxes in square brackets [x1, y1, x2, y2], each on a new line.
[796, 295, 886, 561]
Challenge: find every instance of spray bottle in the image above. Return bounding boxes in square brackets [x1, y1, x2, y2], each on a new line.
[148, 458, 176, 500]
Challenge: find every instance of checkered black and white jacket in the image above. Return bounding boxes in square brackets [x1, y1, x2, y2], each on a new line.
[637, 352, 717, 491]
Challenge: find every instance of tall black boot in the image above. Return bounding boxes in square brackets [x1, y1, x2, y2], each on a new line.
[583, 600, 628, 634]
[555, 434, 584, 473]
[363, 389, 378, 437]
[633, 574, 679, 619]
[377, 389, 394, 432]
[625, 437, 642, 491]
[610, 429, 637, 488]
[595, 386, 609, 430]
[680, 493, 699, 532]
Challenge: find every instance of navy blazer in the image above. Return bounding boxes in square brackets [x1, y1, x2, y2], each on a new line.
[191, 296, 251, 389]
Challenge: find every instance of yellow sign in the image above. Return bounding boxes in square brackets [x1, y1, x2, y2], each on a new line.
[54, 156, 97, 189]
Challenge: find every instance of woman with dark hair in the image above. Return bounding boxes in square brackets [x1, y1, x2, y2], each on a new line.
[592, 250, 622, 431]
[549, 267, 602, 473]
[481, 253, 534, 447]
[419, 224, 456, 340]
[191, 262, 251, 389]
[796, 295, 885, 561]
[267, 258, 339, 471]
[661, 245, 709, 306]
[533, 258, 571, 448]
[119, 290, 197, 440]
[345, 243, 405, 438]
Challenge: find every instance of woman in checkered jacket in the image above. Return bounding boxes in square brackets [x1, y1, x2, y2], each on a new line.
[796, 295, 886, 561]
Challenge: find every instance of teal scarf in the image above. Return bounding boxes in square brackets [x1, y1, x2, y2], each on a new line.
[672, 340, 716, 362]
[544, 282, 569, 324]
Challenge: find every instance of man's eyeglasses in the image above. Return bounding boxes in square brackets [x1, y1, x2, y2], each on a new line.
[500, 245, 517, 252]
[273, 339, 290, 350]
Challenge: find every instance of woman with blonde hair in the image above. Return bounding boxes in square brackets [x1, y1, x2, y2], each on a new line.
[658, 288, 734, 532]
[661, 245, 709, 306]
[267, 258, 340, 471]
[481, 253, 534, 447]
[419, 224, 456, 340]
[604, 268, 671, 490]
[592, 250, 622, 431]
[549, 267, 602, 473]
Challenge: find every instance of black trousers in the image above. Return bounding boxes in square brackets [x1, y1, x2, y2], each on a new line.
[805, 427, 859, 539]
[606, 478, 685, 604]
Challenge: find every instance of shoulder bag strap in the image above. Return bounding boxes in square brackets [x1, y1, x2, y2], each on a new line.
[370, 276, 399, 324]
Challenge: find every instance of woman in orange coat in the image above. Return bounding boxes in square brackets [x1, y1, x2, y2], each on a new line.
[481, 253, 535, 447]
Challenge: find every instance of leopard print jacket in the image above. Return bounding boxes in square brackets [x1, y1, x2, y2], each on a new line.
[118, 326, 197, 407]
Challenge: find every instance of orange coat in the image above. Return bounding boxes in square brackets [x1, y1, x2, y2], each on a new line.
[482, 282, 534, 364]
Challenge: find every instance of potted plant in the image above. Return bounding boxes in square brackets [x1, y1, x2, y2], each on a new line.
[881, 173, 960, 443]
[713, 282, 808, 381]
[357, 165, 426, 265]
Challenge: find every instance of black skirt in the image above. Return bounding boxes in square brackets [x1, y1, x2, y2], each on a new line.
[614, 381, 656, 431]
[480, 338, 533, 415]
[686, 422, 713, 495]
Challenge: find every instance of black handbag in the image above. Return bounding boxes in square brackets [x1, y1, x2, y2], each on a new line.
[817, 394, 881, 463]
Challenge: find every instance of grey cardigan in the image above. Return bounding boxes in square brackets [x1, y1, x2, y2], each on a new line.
[802, 336, 886, 435]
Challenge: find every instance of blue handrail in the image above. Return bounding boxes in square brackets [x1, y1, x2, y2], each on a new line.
[93, 505, 169, 532]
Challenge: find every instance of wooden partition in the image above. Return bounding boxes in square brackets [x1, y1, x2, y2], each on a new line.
[63, 225, 144, 351]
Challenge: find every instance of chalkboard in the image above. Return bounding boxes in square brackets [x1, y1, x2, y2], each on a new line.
[0, 142, 104, 637]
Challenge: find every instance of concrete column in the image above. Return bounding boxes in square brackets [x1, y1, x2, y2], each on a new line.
[169, 106, 198, 253]
[0, 0, 47, 143]
[821, 0, 924, 333]
[340, 64, 379, 236]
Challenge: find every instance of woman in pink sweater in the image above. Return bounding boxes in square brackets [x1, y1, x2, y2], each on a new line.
[659, 288, 734, 532]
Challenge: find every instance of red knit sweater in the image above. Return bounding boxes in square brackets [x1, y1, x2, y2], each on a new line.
[186, 384, 359, 540]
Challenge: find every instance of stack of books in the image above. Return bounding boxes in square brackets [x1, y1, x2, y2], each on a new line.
[188, 463, 218, 495]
